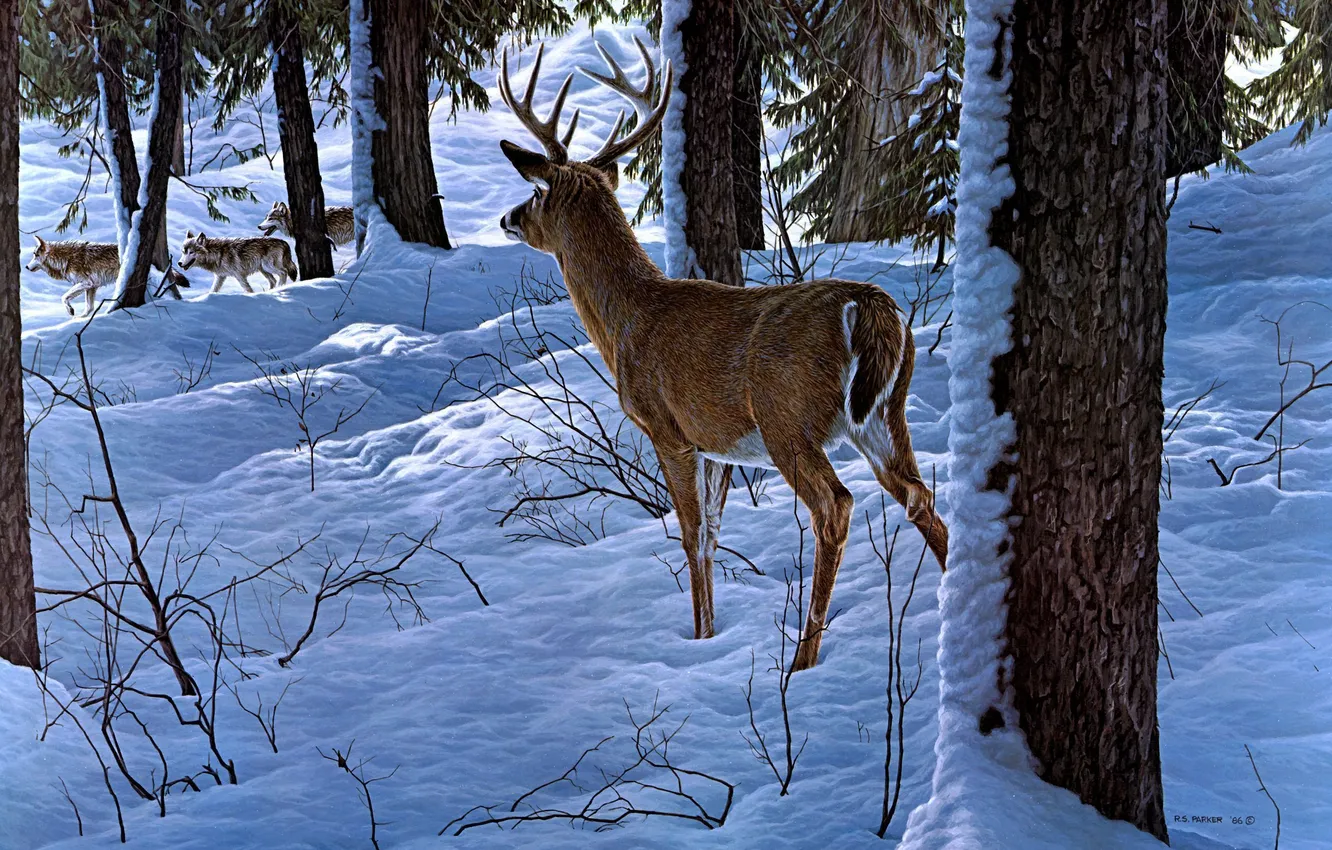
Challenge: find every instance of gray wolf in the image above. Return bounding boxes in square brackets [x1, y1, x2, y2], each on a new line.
[179, 231, 298, 292]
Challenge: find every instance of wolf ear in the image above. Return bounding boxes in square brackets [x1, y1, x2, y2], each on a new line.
[34, 235, 45, 249]
[186, 229, 194, 238]
[197, 232, 207, 243]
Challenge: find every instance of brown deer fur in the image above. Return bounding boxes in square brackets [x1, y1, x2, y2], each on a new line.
[497, 43, 947, 670]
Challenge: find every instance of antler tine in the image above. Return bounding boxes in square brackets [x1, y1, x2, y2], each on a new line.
[578, 36, 656, 116]
[498, 43, 575, 164]
[584, 58, 673, 169]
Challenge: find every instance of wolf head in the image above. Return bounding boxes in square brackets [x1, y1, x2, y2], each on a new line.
[179, 231, 210, 270]
[258, 202, 291, 237]
[25, 235, 50, 274]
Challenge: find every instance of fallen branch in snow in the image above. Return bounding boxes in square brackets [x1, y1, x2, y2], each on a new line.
[319, 741, 397, 850]
[1187, 221, 1222, 234]
[868, 496, 928, 839]
[1244, 744, 1281, 850]
[441, 696, 733, 835]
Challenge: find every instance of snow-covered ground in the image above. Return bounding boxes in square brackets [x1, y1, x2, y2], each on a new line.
[3, 21, 1330, 850]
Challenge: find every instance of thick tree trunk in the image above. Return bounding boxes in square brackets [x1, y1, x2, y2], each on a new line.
[732, 14, 764, 251]
[270, 5, 334, 279]
[116, 0, 182, 308]
[1166, 0, 1226, 177]
[826, 5, 941, 244]
[989, 0, 1169, 841]
[0, 0, 39, 670]
[368, 0, 450, 249]
[97, 33, 141, 249]
[678, 0, 741, 288]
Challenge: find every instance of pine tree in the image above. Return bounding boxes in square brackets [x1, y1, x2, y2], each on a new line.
[1, 0, 38, 671]
[771, 0, 956, 247]
[1250, 1, 1332, 146]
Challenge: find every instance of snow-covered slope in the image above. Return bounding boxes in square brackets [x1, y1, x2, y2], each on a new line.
[4, 21, 1330, 850]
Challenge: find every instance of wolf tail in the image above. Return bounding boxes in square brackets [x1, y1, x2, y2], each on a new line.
[282, 243, 298, 280]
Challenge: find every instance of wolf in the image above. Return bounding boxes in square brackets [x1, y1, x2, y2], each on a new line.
[24, 236, 121, 316]
[257, 201, 356, 248]
[178, 231, 298, 293]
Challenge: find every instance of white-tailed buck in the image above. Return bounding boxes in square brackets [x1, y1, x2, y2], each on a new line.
[496, 41, 948, 670]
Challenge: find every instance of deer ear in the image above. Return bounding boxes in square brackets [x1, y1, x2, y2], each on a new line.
[500, 140, 555, 186]
[599, 162, 620, 192]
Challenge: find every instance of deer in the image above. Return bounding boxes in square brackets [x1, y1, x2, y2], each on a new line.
[495, 39, 948, 671]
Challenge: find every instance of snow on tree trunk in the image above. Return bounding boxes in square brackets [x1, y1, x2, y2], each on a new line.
[991, 0, 1170, 838]
[270, 4, 334, 280]
[114, 0, 182, 310]
[898, 0, 1020, 843]
[366, 0, 450, 249]
[349, 0, 379, 255]
[0, 0, 38, 670]
[89, 5, 139, 258]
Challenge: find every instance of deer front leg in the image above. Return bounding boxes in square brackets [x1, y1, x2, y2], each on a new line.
[657, 445, 714, 640]
[699, 459, 732, 622]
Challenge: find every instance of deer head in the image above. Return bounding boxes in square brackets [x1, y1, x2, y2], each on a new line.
[497, 39, 671, 254]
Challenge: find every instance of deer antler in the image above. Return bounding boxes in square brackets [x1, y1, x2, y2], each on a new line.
[498, 43, 580, 165]
[577, 37, 673, 169]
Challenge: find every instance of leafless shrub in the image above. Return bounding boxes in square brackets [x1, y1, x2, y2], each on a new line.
[1244, 744, 1281, 850]
[237, 349, 376, 492]
[274, 525, 434, 668]
[1253, 301, 1331, 488]
[490, 257, 568, 313]
[442, 696, 734, 835]
[225, 676, 301, 753]
[741, 482, 826, 797]
[174, 337, 219, 394]
[902, 261, 952, 330]
[426, 289, 671, 547]
[320, 741, 397, 850]
[1206, 434, 1308, 486]
[867, 497, 927, 839]
[1161, 377, 1224, 500]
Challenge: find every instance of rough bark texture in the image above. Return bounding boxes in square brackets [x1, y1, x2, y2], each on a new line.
[270, 5, 334, 279]
[732, 14, 764, 251]
[826, 5, 940, 244]
[97, 35, 141, 227]
[679, 0, 741, 288]
[368, 0, 450, 249]
[117, 0, 182, 308]
[989, 0, 1169, 841]
[1165, 0, 1226, 178]
[0, 0, 39, 670]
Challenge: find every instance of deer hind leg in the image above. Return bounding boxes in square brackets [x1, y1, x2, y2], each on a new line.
[765, 439, 854, 671]
[699, 459, 732, 622]
[656, 444, 715, 640]
[849, 413, 949, 570]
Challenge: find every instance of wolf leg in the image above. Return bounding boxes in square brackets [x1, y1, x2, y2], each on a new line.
[83, 286, 96, 316]
[259, 270, 277, 290]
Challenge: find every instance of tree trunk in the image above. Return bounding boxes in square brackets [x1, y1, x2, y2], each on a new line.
[1165, 0, 1226, 177]
[368, 0, 450, 249]
[270, 5, 334, 279]
[826, 5, 941, 244]
[732, 11, 764, 251]
[96, 32, 140, 256]
[989, 0, 1169, 841]
[116, 0, 182, 309]
[0, 0, 39, 670]
[678, 0, 741, 288]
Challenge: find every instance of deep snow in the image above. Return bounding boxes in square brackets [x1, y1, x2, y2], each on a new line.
[3, 20, 1330, 850]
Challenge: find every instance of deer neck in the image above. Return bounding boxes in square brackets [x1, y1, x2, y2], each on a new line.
[554, 213, 662, 375]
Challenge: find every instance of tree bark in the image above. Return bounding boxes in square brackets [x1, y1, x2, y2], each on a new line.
[732, 12, 764, 251]
[1165, 0, 1226, 178]
[989, 0, 1169, 841]
[0, 0, 39, 670]
[679, 0, 741, 288]
[116, 0, 182, 308]
[270, 4, 334, 279]
[368, 0, 450, 249]
[824, 6, 941, 243]
[97, 33, 141, 244]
